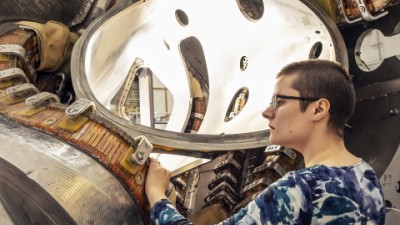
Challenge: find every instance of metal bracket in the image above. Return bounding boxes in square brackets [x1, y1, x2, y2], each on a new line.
[242, 177, 274, 194]
[208, 172, 238, 190]
[357, 0, 388, 21]
[205, 181, 238, 204]
[214, 158, 241, 173]
[171, 177, 187, 189]
[338, 0, 362, 23]
[204, 190, 237, 205]
[65, 98, 95, 120]
[0, 68, 29, 83]
[0, 44, 26, 58]
[253, 161, 287, 177]
[0, 44, 35, 80]
[281, 148, 297, 160]
[129, 135, 153, 165]
[206, 181, 237, 198]
[25, 92, 60, 108]
[6, 83, 39, 99]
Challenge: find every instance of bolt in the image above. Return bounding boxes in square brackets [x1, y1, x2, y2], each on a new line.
[67, 107, 79, 113]
[136, 152, 144, 161]
[135, 172, 144, 185]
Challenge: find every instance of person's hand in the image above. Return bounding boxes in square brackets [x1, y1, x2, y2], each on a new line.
[145, 157, 171, 208]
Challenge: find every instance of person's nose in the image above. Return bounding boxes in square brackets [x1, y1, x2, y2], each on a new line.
[262, 106, 274, 120]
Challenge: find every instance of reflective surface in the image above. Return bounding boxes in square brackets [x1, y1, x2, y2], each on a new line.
[0, 116, 144, 225]
[72, 0, 347, 137]
[355, 21, 400, 72]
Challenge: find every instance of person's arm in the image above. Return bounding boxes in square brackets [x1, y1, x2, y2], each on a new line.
[146, 158, 193, 225]
[151, 199, 193, 225]
[146, 158, 169, 207]
[218, 172, 312, 225]
[146, 160, 312, 225]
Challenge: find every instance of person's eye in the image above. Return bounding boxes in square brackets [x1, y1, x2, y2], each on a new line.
[276, 100, 285, 107]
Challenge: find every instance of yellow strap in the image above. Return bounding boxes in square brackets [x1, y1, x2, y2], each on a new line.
[17, 20, 71, 71]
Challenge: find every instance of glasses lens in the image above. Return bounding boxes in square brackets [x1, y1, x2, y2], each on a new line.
[271, 95, 276, 109]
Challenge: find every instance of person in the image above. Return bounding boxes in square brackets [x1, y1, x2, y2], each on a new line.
[145, 59, 386, 225]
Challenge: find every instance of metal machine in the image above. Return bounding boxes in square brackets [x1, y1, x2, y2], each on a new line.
[0, 0, 399, 224]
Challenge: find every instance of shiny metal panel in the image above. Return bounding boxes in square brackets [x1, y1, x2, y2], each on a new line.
[71, 0, 345, 151]
[0, 116, 144, 225]
[76, 0, 344, 133]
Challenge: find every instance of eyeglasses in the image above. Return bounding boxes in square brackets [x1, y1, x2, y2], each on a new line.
[270, 94, 319, 110]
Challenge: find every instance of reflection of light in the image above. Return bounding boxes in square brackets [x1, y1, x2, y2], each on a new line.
[123, 1, 191, 132]
[356, 29, 400, 72]
[150, 152, 210, 173]
[76, 0, 344, 177]
[85, 0, 338, 135]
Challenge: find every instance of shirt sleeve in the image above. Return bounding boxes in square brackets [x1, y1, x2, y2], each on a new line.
[219, 171, 313, 225]
[150, 172, 312, 225]
[151, 199, 194, 225]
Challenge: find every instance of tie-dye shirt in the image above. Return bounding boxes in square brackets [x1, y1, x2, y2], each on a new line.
[151, 160, 386, 225]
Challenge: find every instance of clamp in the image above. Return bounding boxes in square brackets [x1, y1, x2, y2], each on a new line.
[6, 83, 39, 99]
[65, 98, 95, 120]
[25, 92, 60, 108]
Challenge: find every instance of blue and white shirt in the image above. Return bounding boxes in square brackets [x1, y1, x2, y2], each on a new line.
[151, 160, 385, 225]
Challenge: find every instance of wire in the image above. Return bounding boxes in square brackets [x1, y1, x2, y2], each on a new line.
[387, 207, 400, 213]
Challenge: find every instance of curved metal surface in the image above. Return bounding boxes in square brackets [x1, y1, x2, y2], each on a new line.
[71, 0, 346, 151]
[0, 158, 77, 225]
[301, 0, 348, 68]
[0, 115, 144, 225]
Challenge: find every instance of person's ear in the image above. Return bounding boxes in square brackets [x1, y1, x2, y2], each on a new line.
[312, 98, 330, 121]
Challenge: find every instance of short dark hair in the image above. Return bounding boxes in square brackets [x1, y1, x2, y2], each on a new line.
[276, 59, 355, 137]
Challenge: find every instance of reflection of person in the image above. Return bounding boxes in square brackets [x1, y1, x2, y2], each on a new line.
[145, 60, 386, 224]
